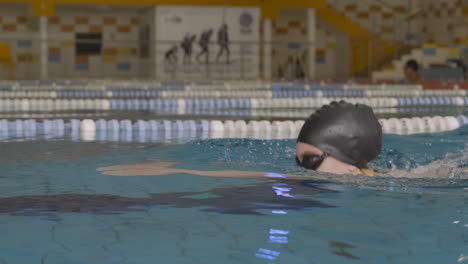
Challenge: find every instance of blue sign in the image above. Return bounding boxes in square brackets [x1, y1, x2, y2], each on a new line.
[117, 62, 131, 71]
[48, 54, 61, 63]
[75, 63, 89, 71]
[423, 48, 436, 56]
[17, 40, 32, 48]
[288, 43, 301, 50]
[316, 56, 326, 64]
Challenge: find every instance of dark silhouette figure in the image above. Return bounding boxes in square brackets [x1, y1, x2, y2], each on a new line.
[181, 34, 197, 65]
[164, 45, 178, 65]
[447, 58, 467, 80]
[196, 29, 214, 64]
[294, 54, 305, 79]
[216, 24, 230, 64]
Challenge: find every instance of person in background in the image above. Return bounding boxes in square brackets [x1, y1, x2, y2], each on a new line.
[447, 59, 467, 80]
[403, 59, 423, 84]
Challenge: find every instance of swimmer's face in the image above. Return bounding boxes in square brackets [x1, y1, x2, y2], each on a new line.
[298, 153, 329, 171]
[404, 67, 412, 77]
[404, 66, 419, 82]
[296, 142, 362, 175]
[295, 144, 329, 170]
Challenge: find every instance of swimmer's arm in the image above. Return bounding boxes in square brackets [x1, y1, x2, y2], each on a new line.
[348, 168, 379, 177]
[98, 161, 380, 178]
[98, 161, 311, 179]
[360, 169, 380, 177]
[188, 170, 313, 180]
[183, 170, 291, 179]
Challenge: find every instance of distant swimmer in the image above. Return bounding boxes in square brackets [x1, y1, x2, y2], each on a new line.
[216, 24, 230, 64]
[181, 33, 197, 65]
[196, 29, 214, 64]
[403, 59, 423, 84]
[99, 101, 383, 178]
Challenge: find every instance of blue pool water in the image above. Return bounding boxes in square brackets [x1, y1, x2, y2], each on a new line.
[0, 127, 467, 263]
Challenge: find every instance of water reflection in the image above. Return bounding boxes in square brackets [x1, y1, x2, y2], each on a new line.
[0, 179, 335, 218]
[255, 176, 294, 262]
[329, 241, 360, 260]
[253, 176, 363, 262]
[255, 248, 281, 260]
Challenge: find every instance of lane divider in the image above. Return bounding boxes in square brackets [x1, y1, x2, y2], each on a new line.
[2, 81, 467, 94]
[0, 115, 466, 142]
[0, 97, 466, 112]
[0, 89, 465, 99]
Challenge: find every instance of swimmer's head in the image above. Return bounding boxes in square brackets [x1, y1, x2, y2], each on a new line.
[296, 101, 382, 170]
[404, 59, 419, 72]
[404, 59, 421, 84]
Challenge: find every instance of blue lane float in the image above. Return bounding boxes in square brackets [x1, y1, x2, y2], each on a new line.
[0, 97, 466, 113]
[0, 89, 465, 99]
[0, 81, 465, 100]
[0, 115, 466, 142]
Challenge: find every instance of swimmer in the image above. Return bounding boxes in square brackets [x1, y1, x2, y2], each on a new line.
[403, 59, 423, 84]
[296, 101, 382, 176]
[99, 101, 382, 178]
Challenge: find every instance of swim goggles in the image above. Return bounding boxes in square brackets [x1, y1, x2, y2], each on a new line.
[296, 152, 330, 171]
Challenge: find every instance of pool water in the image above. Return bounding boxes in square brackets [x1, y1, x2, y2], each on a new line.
[0, 127, 467, 263]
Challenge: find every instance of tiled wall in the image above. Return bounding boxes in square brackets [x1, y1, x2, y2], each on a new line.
[270, 9, 308, 79]
[418, 0, 468, 46]
[372, 45, 468, 81]
[47, 6, 142, 79]
[267, 0, 467, 80]
[0, 4, 40, 79]
[1, 1, 466, 80]
[270, 9, 350, 79]
[315, 18, 350, 79]
[327, 0, 468, 46]
[326, 0, 410, 41]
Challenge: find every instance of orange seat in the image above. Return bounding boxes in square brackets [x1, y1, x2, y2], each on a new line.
[0, 43, 12, 61]
[0, 43, 15, 72]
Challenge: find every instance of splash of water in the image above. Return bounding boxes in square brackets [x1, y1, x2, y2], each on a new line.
[386, 143, 468, 179]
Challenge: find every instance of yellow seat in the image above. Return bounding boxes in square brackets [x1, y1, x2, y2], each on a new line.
[0, 43, 15, 73]
[0, 43, 12, 61]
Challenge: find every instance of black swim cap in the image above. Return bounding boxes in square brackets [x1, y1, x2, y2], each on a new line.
[297, 101, 382, 169]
